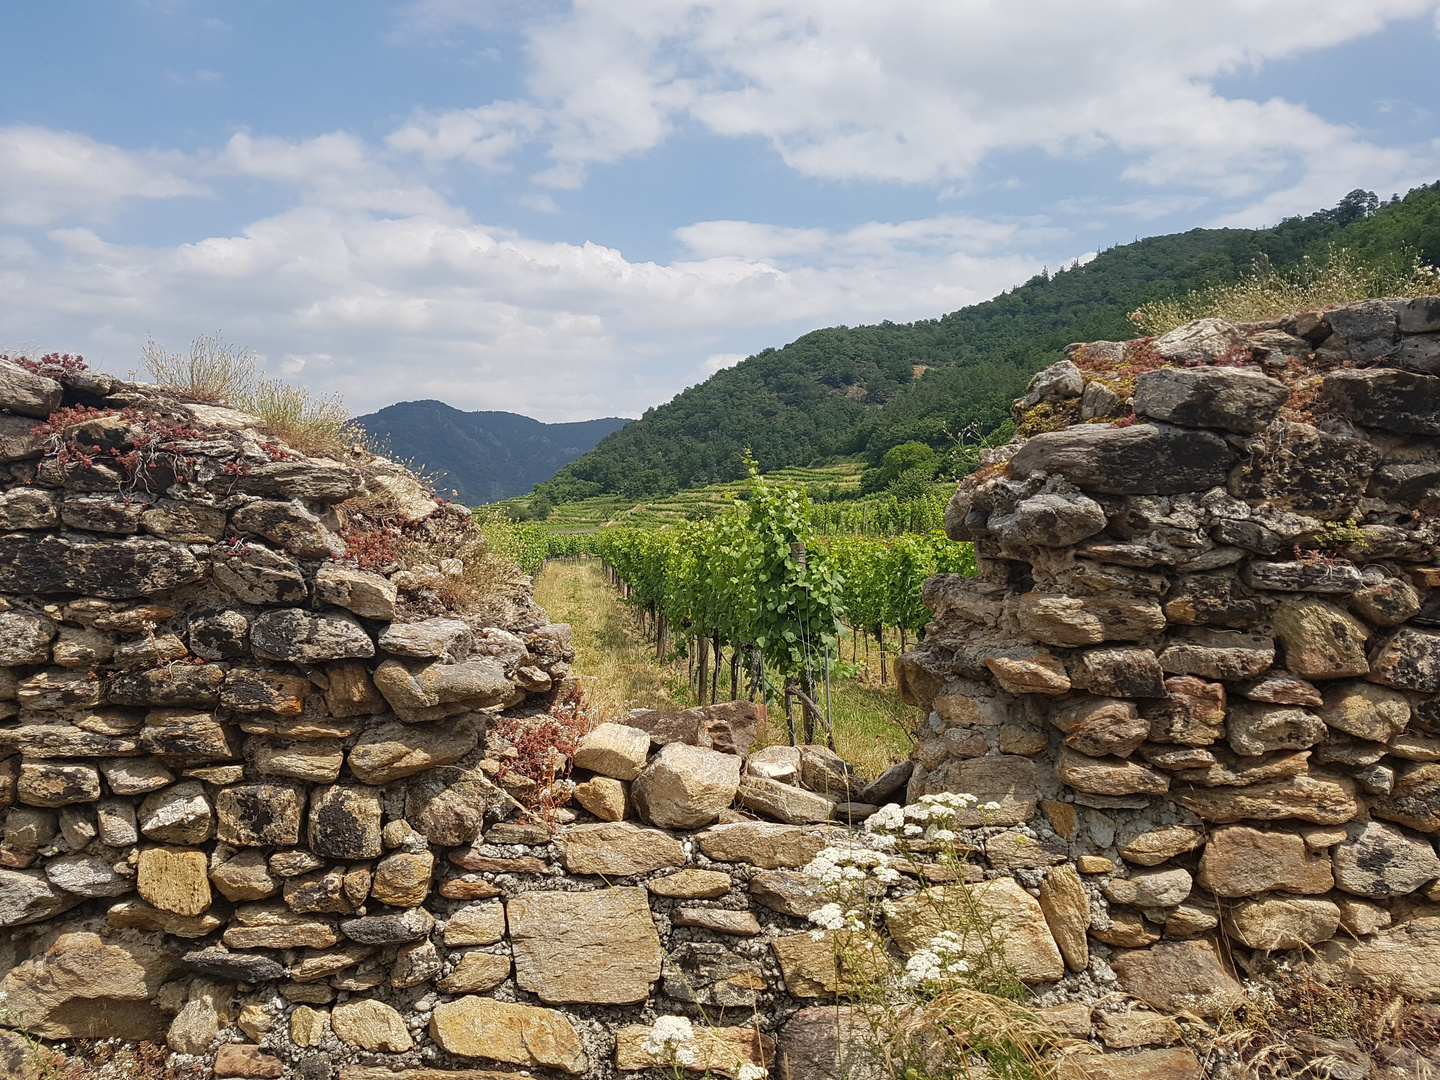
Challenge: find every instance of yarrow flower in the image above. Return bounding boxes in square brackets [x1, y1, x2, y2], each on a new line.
[644, 1015, 697, 1066]
[807, 902, 865, 937]
[737, 1066, 768, 1080]
[900, 932, 972, 989]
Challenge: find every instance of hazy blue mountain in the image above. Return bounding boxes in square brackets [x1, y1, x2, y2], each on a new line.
[355, 400, 631, 504]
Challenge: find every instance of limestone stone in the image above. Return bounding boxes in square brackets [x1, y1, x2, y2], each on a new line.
[1057, 748, 1169, 796]
[908, 754, 1039, 826]
[223, 902, 339, 949]
[373, 657, 521, 722]
[886, 878, 1065, 982]
[746, 744, 801, 783]
[251, 608, 374, 664]
[392, 939, 443, 988]
[1319, 681, 1411, 741]
[378, 617, 472, 661]
[314, 562, 398, 619]
[1270, 599, 1371, 679]
[572, 722, 652, 780]
[371, 851, 434, 907]
[4, 806, 56, 851]
[215, 783, 305, 847]
[324, 658, 389, 718]
[106, 898, 225, 938]
[1223, 896, 1342, 950]
[984, 653, 1072, 695]
[291, 1005, 328, 1048]
[271, 850, 326, 877]
[347, 720, 478, 785]
[340, 905, 434, 945]
[0, 930, 174, 1039]
[405, 768, 504, 846]
[40, 852, 127, 898]
[96, 798, 139, 846]
[1110, 938, 1245, 1018]
[749, 870, 825, 917]
[672, 907, 762, 936]
[989, 488, 1106, 547]
[1119, 825, 1204, 866]
[1094, 1009, 1183, 1049]
[100, 759, 173, 799]
[309, 784, 383, 859]
[1159, 631, 1274, 681]
[1226, 703, 1327, 756]
[0, 611, 55, 665]
[435, 951, 510, 995]
[1196, 826, 1333, 897]
[18, 761, 100, 806]
[109, 665, 225, 710]
[1038, 863, 1089, 971]
[649, 868, 733, 900]
[1102, 868, 1193, 908]
[616, 1023, 774, 1078]
[135, 711, 239, 761]
[138, 780, 214, 843]
[1007, 421, 1236, 495]
[697, 821, 830, 868]
[633, 742, 742, 829]
[443, 900, 506, 946]
[331, 998, 413, 1052]
[1331, 819, 1440, 897]
[1050, 696, 1148, 758]
[1309, 918, 1440, 1000]
[1175, 770, 1360, 824]
[557, 821, 686, 876]
[573, 775, 628, 820]
[508, 887, 664, 1004]
[1143, 676, 1226, 745]
[214, 544, 308, 605]
[137, 846, 211, 915]
[1134, 363, 1287, 432]
[770, 931, 863, 997]
[1071, 646, 1167, 697]
[250, 738, 342, 783]
[1370, 761, 1440, 831]
[1090, 910, 1161, 948]
[429, 996, 587, 1074]
[737, 775, 839, 823]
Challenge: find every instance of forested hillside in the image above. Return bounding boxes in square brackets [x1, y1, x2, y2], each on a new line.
[538, 184, 1440, 502]
[356, 400, 630, 503]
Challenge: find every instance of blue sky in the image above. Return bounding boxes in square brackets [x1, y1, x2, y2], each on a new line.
[3, 1, 1440, 420]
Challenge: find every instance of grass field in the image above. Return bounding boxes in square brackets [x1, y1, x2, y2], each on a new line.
[533, 557, 920, 777]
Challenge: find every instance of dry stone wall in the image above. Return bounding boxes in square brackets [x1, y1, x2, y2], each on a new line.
[0, 358, 922, 1080]
[898, 297, 1440, 1017]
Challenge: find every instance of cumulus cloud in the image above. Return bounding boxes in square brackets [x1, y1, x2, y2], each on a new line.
[0, 126, 205, 226]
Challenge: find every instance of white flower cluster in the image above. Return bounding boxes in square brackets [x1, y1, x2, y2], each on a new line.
[802, 846, 902, 890]
[643, 1015, 697, 1066]
[866, 792, 987, 842]
[737, 1065, 769, 1080]
[806, 902, 866, 933]
[901, 931, 973, 989]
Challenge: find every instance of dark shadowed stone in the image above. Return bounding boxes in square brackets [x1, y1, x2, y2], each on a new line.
[778, 1007, 883, 1080]
[182, 945, 286, 984]
[1318, 369, 1440, 435]
[1241, 560, 1361, 594]
[1369, 762, 1440, 832]
[340, 905, 434, 945]
[1070, 647, 1167, 697]
[187, 608, 251, 659]
[136, 713, 242, 762]
[309, 784, 383, 859]
[1134, 366, 1289, 433]
[0, 868, 84, 925]
[0, 534, 205, 598]
[213, 544, 308, 605]
[1368, 461, 1440, 508]
[0, 359, 63, 416]
[1368, 627, 1440, 692]
[108, 664, 225, 708]
[1163, 571, 1273, 628]
[1228, 422, 1382, 517]
[216, 783, 306, 846]
[1326, 300, 1400, 360]
[252, 609, 375, 663]
[1007, 422, 1237, 495]
[624, 701, 762, 756]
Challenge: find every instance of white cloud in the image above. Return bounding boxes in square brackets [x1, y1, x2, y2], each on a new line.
[398, 0, 1440, 216]
[0, 126, 205, 226]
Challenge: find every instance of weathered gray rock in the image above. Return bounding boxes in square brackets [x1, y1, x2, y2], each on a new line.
[1017, 360, 1083, 407]
[1319, 681, 1410, 741]
[632, 742, 742, 829]
[213, 782, 305, 846]
[251, 608, 375, 663]
[1226, 702, 1326, 756]
[0, 929, 173, 1039]
[1134, 366, 1288, 433]
[138, 781, 214, 843]
[313, 562, 398, 620]
[1102, 867, 1193, 907]
[1008, 422, 1237, 495]
[0, 487, 58, 530]
[987, 490, 1107, 547]
[0, 359, 62, 416]
[231, 499, 337, 558]
[140, 502, 226, 543]
[1369, 762, 1440, 832]
[1151, 317, 1247, 364]
[347, 720, 477, 785]
[0, 869, 84, 925]
[572, 722, 652, 781]
[213, 544, 308, 604]
[508, 887, 664, 1004]
[60, 494, 145, 533]
[0, 535, 206, 598]
[1241, 560, 1362, 593]
[1175, 770, 1361, 825]
[1071, 646, 1167, 697]
[19, 761, 101, 806]
[1159, 630, 1274, 681]
[1318, 368, 1440, 435]
[1229, 422, 1381, 517]
[308, 784, 382, 859]
[737, 775, 839, 823]
[45, 853, 132, 897]
[1331, 820, 1440, 897]
[1368, 627, 1440, 692]
[372, 657, 520, 722]
[1196, 825, 1333, 896]
[558, 821, 686, 877]
[377, 617, 472, 659]
[182, 945, 285, 984]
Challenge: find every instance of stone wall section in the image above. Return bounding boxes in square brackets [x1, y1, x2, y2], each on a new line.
[898, 297, 1440, 1013]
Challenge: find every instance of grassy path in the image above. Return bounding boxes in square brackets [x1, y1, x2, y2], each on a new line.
[533, 557, 919, 776]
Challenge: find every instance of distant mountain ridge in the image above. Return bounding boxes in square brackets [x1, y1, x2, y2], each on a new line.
[354, 400, 630, 504]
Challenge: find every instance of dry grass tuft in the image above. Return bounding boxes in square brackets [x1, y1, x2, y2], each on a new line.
[1129, 245, 1440, 335]
[141, 333, 362, 458]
